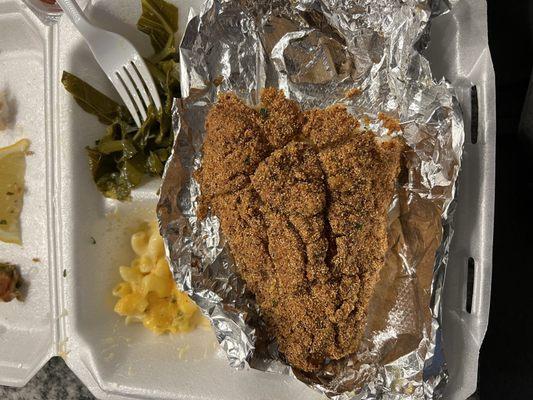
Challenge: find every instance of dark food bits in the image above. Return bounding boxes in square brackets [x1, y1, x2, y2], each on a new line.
[0, 263, 24, 302]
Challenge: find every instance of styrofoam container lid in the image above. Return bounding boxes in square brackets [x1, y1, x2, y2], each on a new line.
[0, 0, 495, 399]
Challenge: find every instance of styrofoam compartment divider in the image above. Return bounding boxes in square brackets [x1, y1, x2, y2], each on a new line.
[0, 0, 55, 387]
[0, 0, 495, 399]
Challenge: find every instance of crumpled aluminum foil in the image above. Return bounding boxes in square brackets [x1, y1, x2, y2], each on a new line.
[157, 0, 464, 398]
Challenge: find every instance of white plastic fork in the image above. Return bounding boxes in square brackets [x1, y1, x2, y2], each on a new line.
[56, 0, 162, 127]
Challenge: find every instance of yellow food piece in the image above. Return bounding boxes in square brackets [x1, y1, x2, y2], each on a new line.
[131, 231, 148, 256]
[0, 139, 30, 245]
[112, 282, 132, 297]
[114, 292, 149, 316]
[113, 221, 204, 334]
[137, 255, 154, 274]
[153, 257, 172, 279]
[119, 265, 143, 285]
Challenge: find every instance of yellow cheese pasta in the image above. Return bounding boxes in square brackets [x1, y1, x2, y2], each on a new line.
[113, 221, 203, 334]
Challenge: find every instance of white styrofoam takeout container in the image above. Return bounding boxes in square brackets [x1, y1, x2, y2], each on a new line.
[0, 0, 495, 399]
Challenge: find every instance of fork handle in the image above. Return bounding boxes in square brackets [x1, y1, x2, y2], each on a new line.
[56, 0, 94, 37]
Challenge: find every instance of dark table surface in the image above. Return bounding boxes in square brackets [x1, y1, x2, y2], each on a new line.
[479, 0, 533, 399]
[2, 0, 532, 399]
[0, 358, 94, 400]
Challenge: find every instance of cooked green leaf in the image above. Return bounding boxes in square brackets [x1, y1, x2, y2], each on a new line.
[96, 173, 132, 201]
[97, 140, 137, 158]
[87, 147, 118, 181]
[159, 60, 180, 93]
[154, 148, 169, 162]
[147, 151, 164, 175]
[105, 119, 130, 140]
[63, 0, 180, 201]
[61, 72, 131, 125]
[122, 159, 144, 187]
[133, 106, 158, 147]
[138, 0, 179, 63]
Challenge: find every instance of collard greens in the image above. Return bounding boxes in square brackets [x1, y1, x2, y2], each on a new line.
[62, 0, 180, 201]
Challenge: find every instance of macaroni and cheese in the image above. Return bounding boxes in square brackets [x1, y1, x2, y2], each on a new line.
[113, 221, 204, 334]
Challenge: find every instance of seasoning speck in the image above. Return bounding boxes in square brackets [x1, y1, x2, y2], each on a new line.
[345, 87, 361, 98]
[90, 236, 96, 245]
[259, 108, 269, 119]
[63, 269, 67, 278]
[32, 258, 41, 263]
[0, 220, 6, 225]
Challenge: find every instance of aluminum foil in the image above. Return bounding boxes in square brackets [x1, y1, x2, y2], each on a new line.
[157, 0, 464, 398]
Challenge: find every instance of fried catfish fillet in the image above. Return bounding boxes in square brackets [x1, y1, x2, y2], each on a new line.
[196, 89, 403, 372]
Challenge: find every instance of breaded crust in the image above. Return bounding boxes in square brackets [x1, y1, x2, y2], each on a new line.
[196, 88, 403, 372]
